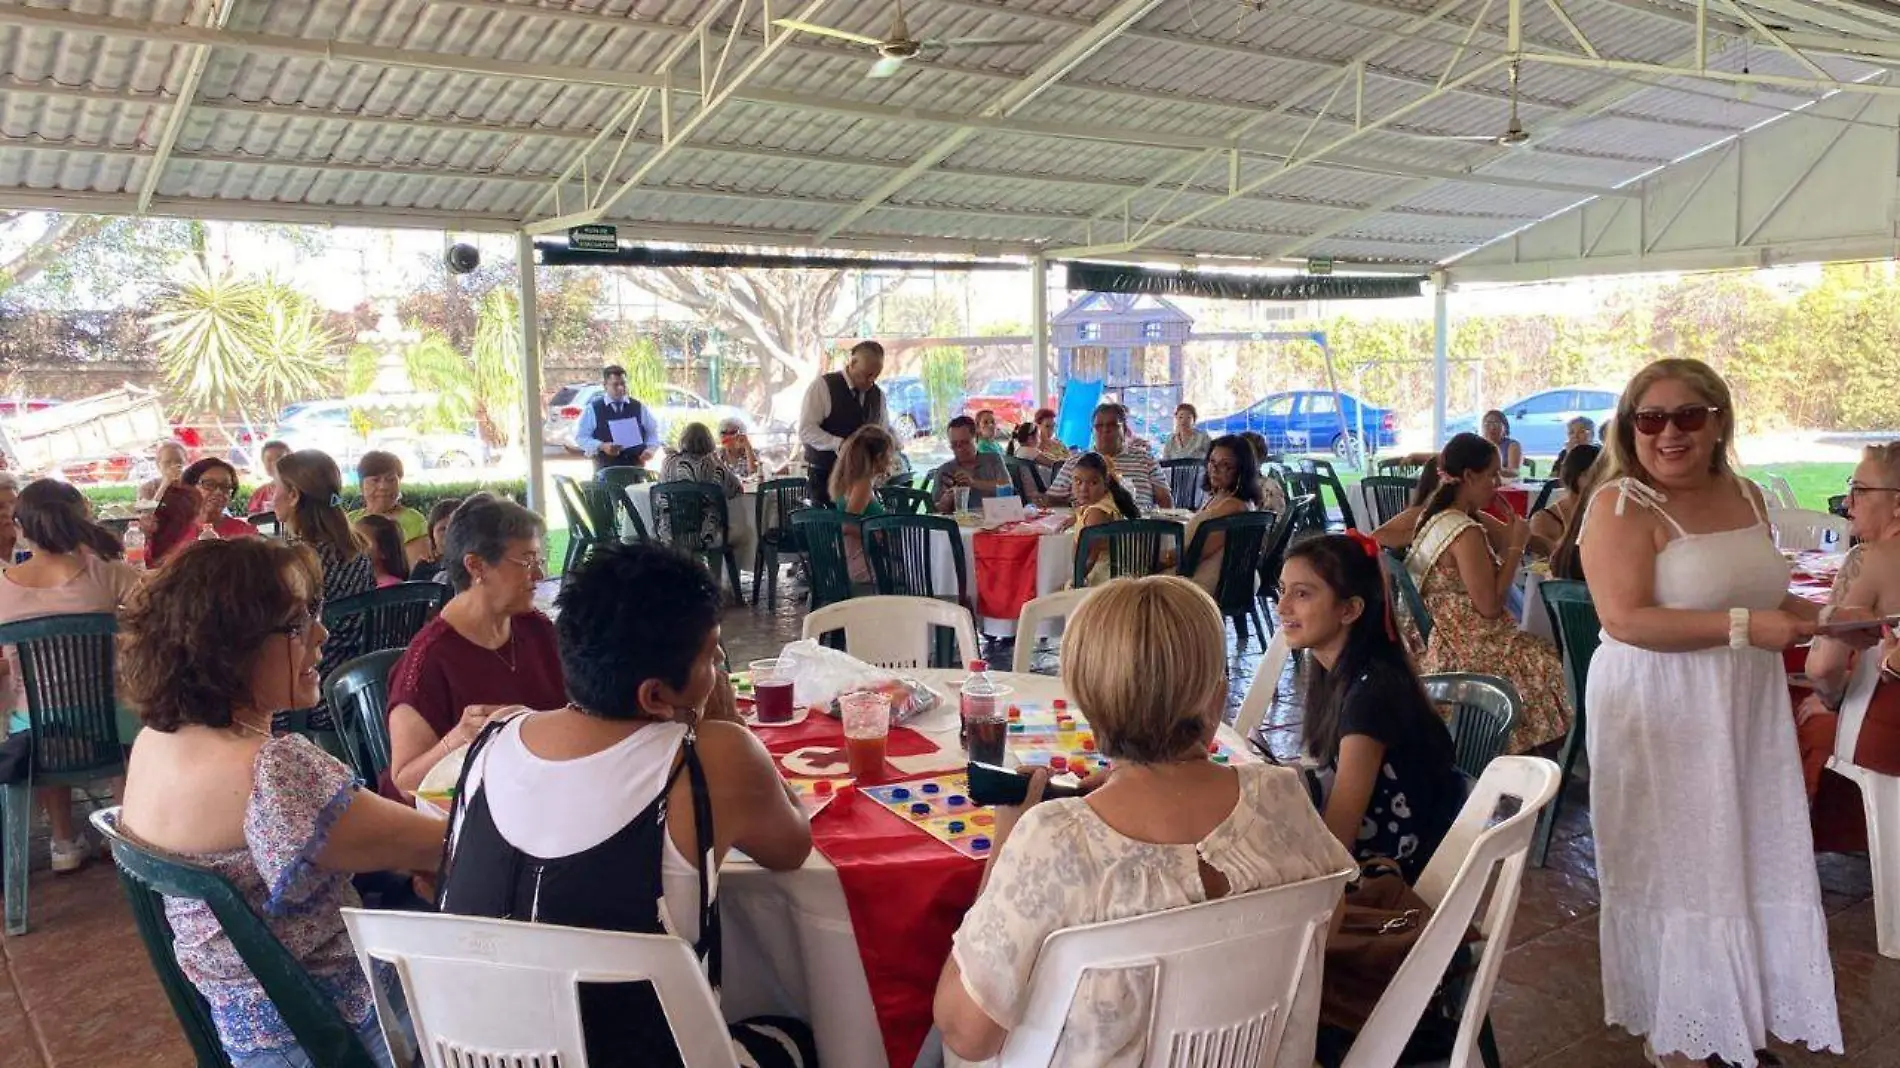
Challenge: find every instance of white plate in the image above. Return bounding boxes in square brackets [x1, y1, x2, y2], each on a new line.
[744, 704, 811, 729]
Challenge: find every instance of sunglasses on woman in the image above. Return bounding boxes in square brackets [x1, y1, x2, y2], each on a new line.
[1631, 404, 1720, 435]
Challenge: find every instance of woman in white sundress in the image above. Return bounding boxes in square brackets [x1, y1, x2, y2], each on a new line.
[1580, 358, 1844, 1067]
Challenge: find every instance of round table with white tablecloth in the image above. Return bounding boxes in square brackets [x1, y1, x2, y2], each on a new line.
[418, 667, 1255, 1068]
[625, 481, 758, 574]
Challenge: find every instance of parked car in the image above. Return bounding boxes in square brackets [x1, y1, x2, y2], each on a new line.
[961, 376, 1036, 427]
[1198, 389, 1399, 458]
[269, 400, 490, 475]
[1445, 386, 1619, 457]
[881, 375, 943, 440]
[544, 382, 764, 453]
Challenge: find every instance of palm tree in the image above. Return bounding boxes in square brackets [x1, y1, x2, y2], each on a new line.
[149, 261, 335, 432]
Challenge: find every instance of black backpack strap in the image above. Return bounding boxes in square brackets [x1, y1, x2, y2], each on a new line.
[432, 718, 510, 907]
[680, 734, 721, 989]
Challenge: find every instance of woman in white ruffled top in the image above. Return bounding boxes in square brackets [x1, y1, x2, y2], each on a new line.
[1580, 358, 1843, 1067]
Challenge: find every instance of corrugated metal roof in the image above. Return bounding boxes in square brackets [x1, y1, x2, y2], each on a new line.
[0, 0, 1885, 270]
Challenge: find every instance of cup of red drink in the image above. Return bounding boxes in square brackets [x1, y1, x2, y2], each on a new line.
[839, 690, 892, 780]
[749, 658, 795, 724]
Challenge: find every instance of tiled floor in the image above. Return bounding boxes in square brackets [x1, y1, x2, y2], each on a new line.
[3, 593, 1893, 1067]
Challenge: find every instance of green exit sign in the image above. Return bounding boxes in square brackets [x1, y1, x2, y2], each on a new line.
[1307, 256, 1334, 276]
[568, 224, 618, 252]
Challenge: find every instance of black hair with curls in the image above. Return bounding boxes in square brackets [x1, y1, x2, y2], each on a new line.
[555, 542, 722, 720]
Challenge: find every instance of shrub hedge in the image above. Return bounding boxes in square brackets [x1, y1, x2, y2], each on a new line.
[80, 479, 531, 516]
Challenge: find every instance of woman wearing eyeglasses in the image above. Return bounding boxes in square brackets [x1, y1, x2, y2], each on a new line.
[1180, 435, 1259, 596]
[118, 538, 445, 1068]
[182, 458, 259, 539]
[1797, 442, 1900, 851]
[716, 417, 762, 480]
[1579, 359, 1840, 1067]
[385, 494, 566, 800]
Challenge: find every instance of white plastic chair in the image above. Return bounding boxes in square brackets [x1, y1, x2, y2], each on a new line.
[341, 908, 739, 1068]
[996, 868, 1354, 1068]
[1341, 756, 1561, 1068]
[1767, 474, 1799, 511]
[1011, 588, 1092, 673]
[1768, 507, 1849, 552]
[1232, 631, 1291, 742]
[801, 594, 979, 671]
[1828, 654, 1899, 959]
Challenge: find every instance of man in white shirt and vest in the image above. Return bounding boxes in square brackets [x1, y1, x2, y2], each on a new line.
[799, 340, 901, 505]
[576, 364, 659, 475]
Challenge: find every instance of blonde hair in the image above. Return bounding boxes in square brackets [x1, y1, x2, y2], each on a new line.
[1603, 358, 1737, 486]
[1061, 576, 1227, 763]
[829, 425, 895, 501]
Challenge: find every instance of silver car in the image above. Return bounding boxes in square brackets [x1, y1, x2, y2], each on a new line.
[269, 400, 490, 474]
[543, 383, 774, 454]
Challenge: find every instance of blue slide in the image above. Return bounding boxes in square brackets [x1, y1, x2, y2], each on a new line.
[1055, 380, 1103, 450]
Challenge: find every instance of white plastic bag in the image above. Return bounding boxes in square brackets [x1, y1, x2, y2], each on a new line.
[774, 638, 942, 724]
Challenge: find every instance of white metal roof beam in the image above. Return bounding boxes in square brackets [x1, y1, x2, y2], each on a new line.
[137, 0, 240, 213]
[810, 0, 1167, 243]
[1528, 49, 1900, 95]
[528, 0, 834, 235]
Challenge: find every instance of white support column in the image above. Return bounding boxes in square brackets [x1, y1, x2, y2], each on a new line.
[1432, 273, 1450, 449]
[1030, 256, 1050, 410]
[518, 231, 547, 517]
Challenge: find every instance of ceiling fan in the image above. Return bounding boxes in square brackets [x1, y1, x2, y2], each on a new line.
[1409, 58, 1531, 147]
[774, 0, 1045, 79]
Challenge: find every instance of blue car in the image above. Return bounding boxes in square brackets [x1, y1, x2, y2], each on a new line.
[1198, 390, 1399, 458]
[881, 375, 959, 440]
[1445, 386, 1618, 457]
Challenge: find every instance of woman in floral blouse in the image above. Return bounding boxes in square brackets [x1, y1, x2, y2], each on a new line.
[117, 538, 447, 1068]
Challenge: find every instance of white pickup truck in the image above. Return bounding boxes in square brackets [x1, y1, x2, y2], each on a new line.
[0, 385, 169, 477]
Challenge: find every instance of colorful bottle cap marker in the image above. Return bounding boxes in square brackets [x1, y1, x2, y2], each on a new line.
[1008, 722, 1025, 733]
[1213, 753, 1230, 765]
[813, 780, 833, 795]
[921, 782, 941, 794]
[1049, 755, 1068, 771]
[910, 802, 931, 816]
[1053, 699, 1066, 709]
[947, 820, 965, 833]
[973, 813, 995, 827]
[891, 787, 911, 800]
[948, 795, 968, 806]
[1081, 738, 1097, 751]
[972, 836, 991, 851]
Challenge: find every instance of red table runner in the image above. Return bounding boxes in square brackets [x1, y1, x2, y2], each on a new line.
[754, 715, 981, 1068]
[973, 529, 1044, 622]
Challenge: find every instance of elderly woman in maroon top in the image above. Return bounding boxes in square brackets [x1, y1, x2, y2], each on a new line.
[182, 457, 258, 540]
[384, 493, 564, 798]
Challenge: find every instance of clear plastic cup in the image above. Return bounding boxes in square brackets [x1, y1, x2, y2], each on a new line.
[954, 486, 973, 514]
[750, 658, 794, 724]
[839, 690, 892, 780]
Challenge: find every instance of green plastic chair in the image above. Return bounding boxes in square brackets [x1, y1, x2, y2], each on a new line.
[862, 513, 977, 668]
[595, 465, 656, 493]
[1003, 455, 1047, 497]
[1179, 510, 1276, 653]
[752, 477, 811, 611]
[1376, 457, 1423, 480]
[1, 612, 122, 935]
[876, 485, 935, 516]
[1535, 579, 1600, 867]
[324, 649, 403, 788]
[1159, 457, 1207, 512]
[1073, 518, 1185, 588]
[1257, 495, 1319, 627]
[790, 508, 862, 610]
[91, 809, 386, 1068]
[320, 582, 449, 671]
[651, 480, 745, 603]
[552, 474, 616, 577]
[1359, 475, 1415, 529]
[1423, 673, 1521, 779]
[1296, 457, 1357, 530]
[1384, 546, 1435, 646]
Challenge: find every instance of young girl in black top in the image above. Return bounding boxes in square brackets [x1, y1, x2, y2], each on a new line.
[1280, 532, 1465, 881]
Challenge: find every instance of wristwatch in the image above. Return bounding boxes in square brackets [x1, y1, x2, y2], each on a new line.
[1729, 607, 1751, 650]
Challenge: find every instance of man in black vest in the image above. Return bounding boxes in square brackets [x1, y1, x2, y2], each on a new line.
[799, 340, 896, 506]
[576, 364, 659, 475]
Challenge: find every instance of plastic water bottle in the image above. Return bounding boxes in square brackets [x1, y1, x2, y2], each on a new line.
[961, 660, 1006, 765]
[124, 525, 147, 570]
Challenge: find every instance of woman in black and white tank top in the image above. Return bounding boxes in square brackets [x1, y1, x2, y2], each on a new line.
[436, 543, 815, 1068]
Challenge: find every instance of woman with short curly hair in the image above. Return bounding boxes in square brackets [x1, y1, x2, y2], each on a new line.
[118, 538, 445, 1068]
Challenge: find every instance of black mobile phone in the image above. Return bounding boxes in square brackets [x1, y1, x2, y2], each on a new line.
[966, 761, 1085, 807]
